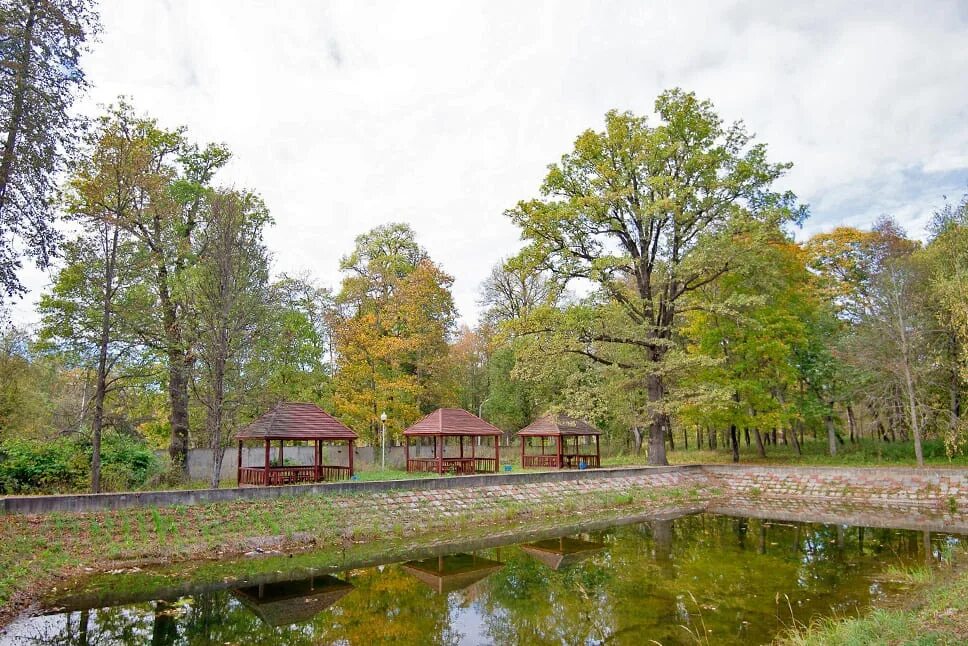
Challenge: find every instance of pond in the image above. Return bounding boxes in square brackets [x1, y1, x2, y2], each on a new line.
[1, 512, 963, 645]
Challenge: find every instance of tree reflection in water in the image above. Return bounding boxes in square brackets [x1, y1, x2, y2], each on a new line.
[2, 514, 958, 646]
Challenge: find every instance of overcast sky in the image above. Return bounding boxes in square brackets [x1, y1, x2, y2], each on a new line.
[8, 0, 968, 325]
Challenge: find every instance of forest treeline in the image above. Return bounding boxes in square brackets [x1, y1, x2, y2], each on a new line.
[1, 1, 966, 492]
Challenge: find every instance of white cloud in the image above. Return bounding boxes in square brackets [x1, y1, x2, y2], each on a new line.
[7, 0, 968, 326]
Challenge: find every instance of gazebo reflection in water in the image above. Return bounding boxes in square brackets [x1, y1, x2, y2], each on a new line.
[232, 574, 354, 627]
[520, 535, 605, 570]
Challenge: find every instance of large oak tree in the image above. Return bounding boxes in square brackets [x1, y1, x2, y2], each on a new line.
[506, 89, 804, 465]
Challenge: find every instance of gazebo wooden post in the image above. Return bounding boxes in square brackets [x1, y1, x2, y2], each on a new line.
[436, 436, 443, 474]
[348, 439, 355, 476]
[313, 439, 320, 481]
[520, 436, 525, 467]
[595, 434, 600, 466]
[459, 435, 464, 458]
[557, 436, 563, 469]
[279, 440, 284, 467]
[494, 436, 500, 472]
[263, 438, 271, 485]
[237, 440, 243, 484]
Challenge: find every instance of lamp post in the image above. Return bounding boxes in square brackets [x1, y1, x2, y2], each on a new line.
[478, 397, 490, 448]
[380, 411, 388, 471]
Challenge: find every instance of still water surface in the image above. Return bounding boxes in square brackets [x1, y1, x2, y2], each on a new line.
[2, 512, 962, 645]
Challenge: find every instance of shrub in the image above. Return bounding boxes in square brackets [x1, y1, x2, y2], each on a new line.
[0, 434, 160, 494]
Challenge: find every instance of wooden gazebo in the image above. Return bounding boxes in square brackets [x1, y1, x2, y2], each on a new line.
[404, 408, 502, 474]
[236, 402, 357, 486]
[517, 413, 602, 469]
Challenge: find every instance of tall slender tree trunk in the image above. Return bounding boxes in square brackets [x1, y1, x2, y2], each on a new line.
[729, 424, 739, 462]
[208, 345, 226, 489]
[91, 227, 119, 493]
[949, 332, 962, 438]
[846, 403, 858, 443]
[208, 249, 232, 488]
[895, 287, 924, 465]
[0, 0, 36, 216]
[902, 361, 924, 466]
[753, 429, 766, 458]
[790, 424, 802, 456]
[631, 425, 643, 455]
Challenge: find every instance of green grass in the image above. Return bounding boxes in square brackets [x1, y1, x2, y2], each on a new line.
[350, 468, 438, 481]
[783, 548, 968, 645]
[599, 438, 968, 468]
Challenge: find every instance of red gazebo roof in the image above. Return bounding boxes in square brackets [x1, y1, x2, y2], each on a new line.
[517, 413, 602, 437]
[403, 408, 503, 437]
[236, 402, 358, 441]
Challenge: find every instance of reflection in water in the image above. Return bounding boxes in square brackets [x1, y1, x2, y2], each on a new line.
[232, 575, 353, 627]
[519, 536, 604, 570]
[402, 553, 504, 595]
[1, 513, 961, 646]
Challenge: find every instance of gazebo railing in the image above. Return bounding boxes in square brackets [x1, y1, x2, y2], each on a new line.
[319, 465, 352, 481]
[474, 457, 497, 472]
[522, 454, 560, 468]
[238, 465, 351, 486]
[407, 457, 496, 474]
[560, 453, 600, 468]
[521, 453, 600, 469]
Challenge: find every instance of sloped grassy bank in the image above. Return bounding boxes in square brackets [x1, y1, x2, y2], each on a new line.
[0, 478, 710, 628]
[782, 552, 968, 645]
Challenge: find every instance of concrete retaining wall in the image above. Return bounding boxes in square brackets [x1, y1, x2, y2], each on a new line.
[3, 463, 967, 518]
[0, 465, 694, 515]
[703, 464, 968, 509]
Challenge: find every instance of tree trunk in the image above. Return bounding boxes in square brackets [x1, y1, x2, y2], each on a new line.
[729, 424, 739, 463]
[167, 348, 191, 476]
[646, 374, 668, 465]
[90, 226, 119, 493]
[846, 403, 858, 443]
[790, 425, 802, 456]
[753, 428, 766, 458]
[0, 0, 36, 216]
[631, 425, 643, 455]
[743, 426, 750, 448]
[902, 360, 924, 466]
[949, 332, 962, 438]
[157, 261, 191, 477]
[825, 411, 838, 457]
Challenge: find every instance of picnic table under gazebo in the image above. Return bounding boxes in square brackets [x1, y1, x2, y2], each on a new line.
[236, 401, 357, 486]
[517, 413, 602, 469]
[404, 408, 503, 474]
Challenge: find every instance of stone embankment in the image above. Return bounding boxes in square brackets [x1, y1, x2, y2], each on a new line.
[2, 464, 966, 525]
